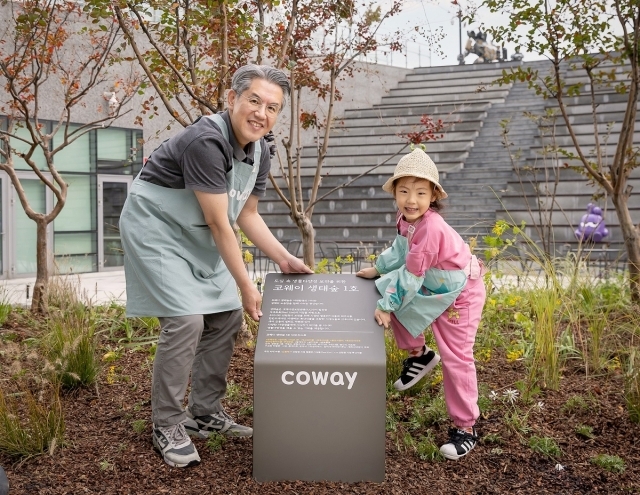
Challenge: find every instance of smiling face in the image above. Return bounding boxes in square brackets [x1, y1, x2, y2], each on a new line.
[227, 78, 284, 148]
[393, 176, 435, 223]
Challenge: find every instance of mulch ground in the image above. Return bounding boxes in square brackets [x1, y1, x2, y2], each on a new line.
[1, 317, 640, 495]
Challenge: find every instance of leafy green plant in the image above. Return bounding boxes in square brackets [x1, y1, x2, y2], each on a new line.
[0, 287, 11, 326]
[410, 394, 448, 428]
[481, 433, 503, 445]
[386, 401, 401, 432]
[415, 431, 444, 462]
[528, 287, 560, 390]
[490, 388, 544, 438]
[313, 255, 354, 274]
[528, 436, 562, 458]
[575, 425, 595, 439]
[561, 395, 593, 416]
[206, 432, 226, 452]
[44, 308, 98, 389]
[237, 404, 253, 417]
[132, 419, 146, 434]
[225, 381, 243, 401]
[0, 382, 65, 458]
[591, 454, 625, 473]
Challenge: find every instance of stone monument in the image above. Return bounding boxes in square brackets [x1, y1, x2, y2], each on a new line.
[253, 273, 386, 482]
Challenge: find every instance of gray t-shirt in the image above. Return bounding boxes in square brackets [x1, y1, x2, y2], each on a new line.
[139, 111, 270, 196]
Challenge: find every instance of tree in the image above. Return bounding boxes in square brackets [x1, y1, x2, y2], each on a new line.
[0, 0, 140, 312]
[477, 0, 640, 301]
[263, 0, 405, 266]
[87, 0, 258, 128]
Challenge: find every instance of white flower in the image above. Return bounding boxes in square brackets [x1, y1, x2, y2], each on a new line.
[555, 463, 564, 471]
[535, 401, 545, 411]
[489, 391, 499, 401]
[503, 388, 519, 404]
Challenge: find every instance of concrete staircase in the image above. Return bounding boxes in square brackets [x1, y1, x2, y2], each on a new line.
[440, 60, 549, 245]
[261, 58, 640, 262]
[261, 61, 522, 251]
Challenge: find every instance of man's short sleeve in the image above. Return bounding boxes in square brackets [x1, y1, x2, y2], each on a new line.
[182, 134, 232, 194]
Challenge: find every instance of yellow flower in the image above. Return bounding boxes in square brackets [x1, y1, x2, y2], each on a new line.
[102, 351, 118, 363]
[476, 348, 491, 363]
[430, 369, 443, 387]
[492, 220, 509, 236]
[106, 366, 116, 385]
[506, 349, 523, 362]
[243, 249, 254, 264]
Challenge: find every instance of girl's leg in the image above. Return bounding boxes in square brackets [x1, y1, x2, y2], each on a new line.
[390, 313, 440, 391]
[390, 313, 425, 353]
[431, 277, 485, 428]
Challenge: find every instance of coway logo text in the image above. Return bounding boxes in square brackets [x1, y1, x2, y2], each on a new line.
[281, 371, 357, 390]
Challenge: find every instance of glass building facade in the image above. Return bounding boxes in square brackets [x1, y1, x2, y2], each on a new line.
[0, 117, 143, 278]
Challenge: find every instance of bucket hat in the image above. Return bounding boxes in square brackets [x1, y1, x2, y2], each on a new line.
[382, 148, 448, 199]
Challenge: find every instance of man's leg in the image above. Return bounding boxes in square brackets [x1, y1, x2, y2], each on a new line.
[151, 315, 203, 468]
[185, 309, 252, 437]
[153, 315, 204, 426]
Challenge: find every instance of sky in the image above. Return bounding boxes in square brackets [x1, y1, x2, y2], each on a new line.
[373, 0, 542, 68]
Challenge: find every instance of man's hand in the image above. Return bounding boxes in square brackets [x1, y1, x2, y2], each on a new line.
[241, 283, 263, 321]
[279, 254, 313, 274]
[356, 267, 379, 279]
[375, 308, 391, 329]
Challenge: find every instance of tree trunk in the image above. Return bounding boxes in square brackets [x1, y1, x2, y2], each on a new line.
[294, 215, 315, 268]
[31, 218, 49, 313]
[613, 195, 640, 303]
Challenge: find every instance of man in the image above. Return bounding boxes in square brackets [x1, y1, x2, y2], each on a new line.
[120, 64, 312, 468]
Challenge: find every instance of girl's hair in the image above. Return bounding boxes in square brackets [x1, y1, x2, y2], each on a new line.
[231, 64, 291, 107]
[390, 177, 444, 212]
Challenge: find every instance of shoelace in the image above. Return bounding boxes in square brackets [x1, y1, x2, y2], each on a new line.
[448, 427, 477, 442]
[160, 423, 189, 447]
[214, 409, 234, 423]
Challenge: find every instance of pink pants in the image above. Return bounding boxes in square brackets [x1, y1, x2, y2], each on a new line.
[390, 276, 486, 428]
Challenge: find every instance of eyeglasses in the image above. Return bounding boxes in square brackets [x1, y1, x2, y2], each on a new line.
[239, 93, 281, 117]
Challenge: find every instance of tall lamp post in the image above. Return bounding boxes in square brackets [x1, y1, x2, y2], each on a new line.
[456, 7, 465, 65]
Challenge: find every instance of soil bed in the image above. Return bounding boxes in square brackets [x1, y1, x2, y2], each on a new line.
[1, 317, 639, 495]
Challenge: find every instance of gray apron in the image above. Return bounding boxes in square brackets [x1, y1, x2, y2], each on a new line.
[120, 113, 260, 317]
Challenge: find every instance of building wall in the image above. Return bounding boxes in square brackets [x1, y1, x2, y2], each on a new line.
[0, 5, 410, 278]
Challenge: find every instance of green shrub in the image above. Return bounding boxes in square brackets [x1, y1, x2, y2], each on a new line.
[45, 308, 98, 389]
[415, 432, 444, 462]
[206, 432, 226, 452]
[528, 436, 562, 458]
[0, 382, 65, 458]
[591, 454, 625, 473]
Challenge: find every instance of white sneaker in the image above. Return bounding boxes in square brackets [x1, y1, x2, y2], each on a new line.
[152, 422, 201, 468]
[184, 407, 253, 438]
[440, 427, 478, 460]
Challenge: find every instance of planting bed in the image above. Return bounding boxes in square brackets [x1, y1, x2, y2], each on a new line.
[1, 313, 640, 495]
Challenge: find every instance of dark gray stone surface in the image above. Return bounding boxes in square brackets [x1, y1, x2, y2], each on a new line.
[253, 273, 386, 482]
[0, 465, 8, 495]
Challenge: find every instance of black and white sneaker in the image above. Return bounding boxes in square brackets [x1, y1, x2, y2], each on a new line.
[393, 348, 441, 391]
[152, 422, 201, 468]
[184, 407, 253, 438]
[440, 427, 478, 460]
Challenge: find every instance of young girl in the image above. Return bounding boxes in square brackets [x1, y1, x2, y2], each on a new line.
[357, 147, 486, 460]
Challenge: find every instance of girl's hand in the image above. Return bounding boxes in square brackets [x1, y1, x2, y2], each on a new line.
[356, 267, 379, 279]
[374, 309, 391, 329]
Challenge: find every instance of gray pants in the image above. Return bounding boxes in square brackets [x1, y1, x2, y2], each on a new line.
[152, 310, 243, 427]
